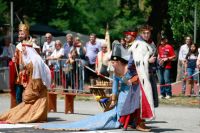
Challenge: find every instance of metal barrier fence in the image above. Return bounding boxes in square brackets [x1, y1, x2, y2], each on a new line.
[46, 58, 113, 93]
[45, 58, 200, 107]
[46, 59, 85, 93]
[0, 67, 9, 90]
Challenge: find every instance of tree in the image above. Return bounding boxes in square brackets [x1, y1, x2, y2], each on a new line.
[168, 0, 200, 44]
[148, 0, 169, 45]
[50, 0, 152, 39]
[0, 0, 8, 35]
[2, 0, 152, 39]
[110, 0, 151, 39]
[0, 0, 7, 22]
[54, 0, 121, 37]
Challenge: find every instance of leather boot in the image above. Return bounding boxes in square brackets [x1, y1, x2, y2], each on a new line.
[136, 122, 151, 132]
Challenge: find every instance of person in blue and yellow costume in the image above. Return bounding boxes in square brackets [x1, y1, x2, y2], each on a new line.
[37, 40, 135, 131]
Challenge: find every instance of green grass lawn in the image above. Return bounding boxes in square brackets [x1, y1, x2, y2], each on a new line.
[1, 92, 199, 108]
[159, 96, 200, 107]
[74, 95, 200, 108]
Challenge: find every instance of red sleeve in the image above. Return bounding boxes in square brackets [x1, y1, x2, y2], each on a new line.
[9, 61, 16, 94]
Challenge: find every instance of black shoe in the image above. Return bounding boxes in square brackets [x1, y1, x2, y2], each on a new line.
[119, 124, 123, 129]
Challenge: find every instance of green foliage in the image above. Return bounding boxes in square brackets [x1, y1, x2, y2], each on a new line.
[1, 0, 151, 39]
[138, 0, 152, 18]
[168, 0, 200, 43]
[49, 19, 69, 30]
[0, 0, 7, 24]
[0, 0, 8, 35]
[2, 0, 200, 45]
[50, 0, 151, 38]
[0, 0, 7, 15]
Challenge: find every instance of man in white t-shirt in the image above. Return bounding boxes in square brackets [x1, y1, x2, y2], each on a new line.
[177, 36, 192, 94]
[47, 40, 64, 63]
[42, 33, 55, 57]
[46, 40, 64, 87]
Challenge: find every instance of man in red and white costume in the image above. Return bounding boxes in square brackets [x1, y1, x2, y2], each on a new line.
[9, 22, 40, 108]
[129, 25, 156, 121]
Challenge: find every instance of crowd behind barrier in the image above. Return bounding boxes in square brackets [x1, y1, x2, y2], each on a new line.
[45, 58, 113, 92]
[1, 33, 200, 99]
[0, 51, 199, 97]
[45, 57, 200, 97]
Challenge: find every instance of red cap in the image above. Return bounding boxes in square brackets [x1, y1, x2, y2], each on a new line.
[123, 31, 137, 37]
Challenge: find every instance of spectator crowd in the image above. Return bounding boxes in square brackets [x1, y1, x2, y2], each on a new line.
[0, 29, 200, 98]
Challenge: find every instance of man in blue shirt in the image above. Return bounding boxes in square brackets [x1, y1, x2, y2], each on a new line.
[85, 33, 101, 83]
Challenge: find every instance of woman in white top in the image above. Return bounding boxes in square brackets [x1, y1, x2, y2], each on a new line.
[95, 43, 110, 77]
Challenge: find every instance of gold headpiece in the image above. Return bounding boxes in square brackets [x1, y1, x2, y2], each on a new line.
[18, 21, 29, 35]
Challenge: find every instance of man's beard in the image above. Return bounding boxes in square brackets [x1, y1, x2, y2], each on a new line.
[19, 36, 27, 42]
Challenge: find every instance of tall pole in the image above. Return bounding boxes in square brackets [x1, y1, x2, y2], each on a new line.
[10, 1, 13, 44]
[194, 2, 197, 43]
